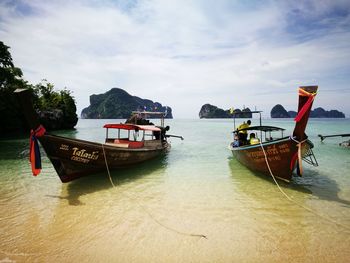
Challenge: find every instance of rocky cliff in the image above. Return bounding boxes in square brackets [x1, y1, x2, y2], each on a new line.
[310, 107, 345, 118]
[199, 104, 252, 118]
[0, 40, 78, 135]
[38, 109, 78, 130]
[270, 104, 290, 118]
[288, 111, 297, 118]
[270, 104, 345, 118]
[199, 104, 229, 118]
[81, 88, 173, 119]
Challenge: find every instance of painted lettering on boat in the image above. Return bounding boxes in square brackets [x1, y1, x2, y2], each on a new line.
[70, 147, 99, 163]
[246, 144, 290, 163]
[71, 156, 90, 163]
[278, 143, 290, 153]
[60, 144, 69, 151]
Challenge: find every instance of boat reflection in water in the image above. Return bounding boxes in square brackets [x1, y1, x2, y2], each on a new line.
[48, 156, 169, 206]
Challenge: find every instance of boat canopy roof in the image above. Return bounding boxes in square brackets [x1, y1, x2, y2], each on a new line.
[234, 125, 285, 133]
[103, 123, 161, 132]
[232, 110, 262, 116]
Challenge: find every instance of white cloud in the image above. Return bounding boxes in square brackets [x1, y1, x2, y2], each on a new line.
[1, 0, 349, 118]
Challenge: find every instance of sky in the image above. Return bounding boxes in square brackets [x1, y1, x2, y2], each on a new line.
[1, 0, 350, 118]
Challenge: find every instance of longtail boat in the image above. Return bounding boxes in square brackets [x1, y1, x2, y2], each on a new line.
[15, 89, 180, 183]
[318, 134, 350, 147]
[229, 86, 319, 182]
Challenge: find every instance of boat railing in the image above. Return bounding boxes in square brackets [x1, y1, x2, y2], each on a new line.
[105, 130, 160, 143]
[302, 146, 319, 167]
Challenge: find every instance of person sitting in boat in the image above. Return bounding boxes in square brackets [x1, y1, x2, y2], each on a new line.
[249, 133, 260, 145]
[153, 130, 161, 140]
[237, 120, 251, 145]
[232, 133, 240, 147]
[153, 126, 169, 142]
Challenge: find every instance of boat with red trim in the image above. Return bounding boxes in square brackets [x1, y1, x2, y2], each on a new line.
[229, 86, 319, 182]
[15, 89, 180, 183]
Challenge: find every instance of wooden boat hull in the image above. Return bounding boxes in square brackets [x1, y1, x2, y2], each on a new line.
[14, 88, 170, 183]
[39, 134, 169, 182]
[230, 137, 312, 181]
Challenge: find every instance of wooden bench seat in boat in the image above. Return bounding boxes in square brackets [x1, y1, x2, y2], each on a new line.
[110, 139, 144, 149]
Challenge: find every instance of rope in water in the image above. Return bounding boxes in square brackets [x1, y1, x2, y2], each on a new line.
[101, 143, 207, 239]
[258, 140, 350, 232]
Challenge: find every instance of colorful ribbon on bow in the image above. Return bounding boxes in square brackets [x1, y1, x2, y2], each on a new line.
[29, 125, 46, 176]
[294, 88, 317, 122]
[290, 145, 303, 176]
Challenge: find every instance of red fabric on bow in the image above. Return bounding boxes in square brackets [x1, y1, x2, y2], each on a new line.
[294, 89, 316, 122]
[29, 125, 46, 176]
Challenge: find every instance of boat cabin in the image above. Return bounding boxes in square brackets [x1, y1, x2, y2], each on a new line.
[232, 125, 286, 147]
[231, 110, 287, 147]
[103, 123, 164, 149]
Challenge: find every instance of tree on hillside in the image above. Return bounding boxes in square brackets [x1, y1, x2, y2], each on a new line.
[0, 41, 28, 133]
[0, 41, 78, 135]
[0, 41, 25, 89]
[32, 80, 78, 129]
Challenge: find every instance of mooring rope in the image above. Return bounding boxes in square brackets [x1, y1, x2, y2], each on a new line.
[289, 136, 308, 175]
[258, 140, 350, 232]
[101, 143, 116, 188]
[101, 143, 207, 239]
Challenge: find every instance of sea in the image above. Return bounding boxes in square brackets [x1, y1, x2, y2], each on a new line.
[0, 118, 349, 262]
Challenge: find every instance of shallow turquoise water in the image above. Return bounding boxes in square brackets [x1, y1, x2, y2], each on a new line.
[0, 118, 349, 262]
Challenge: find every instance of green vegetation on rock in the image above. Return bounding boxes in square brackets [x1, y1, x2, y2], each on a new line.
[199, 104, 252, 118]
[0, 41, 28, 134]
[32, 80, 78, 130]
[270, 104, 290, 118]
[270, 104, 345, 118]
[81, 88, 173, 119]
[0, 41, 78, 135]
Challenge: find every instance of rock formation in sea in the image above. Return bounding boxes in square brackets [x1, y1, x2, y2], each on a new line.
[270, 104, 290, 118]
[288, 111, 297, 118]
[37, 109, 78, 130]
[270, 104, 345, 118]
[199, 104, 252, 118]
[310, 107, 345, 118]
[81, 88, 173, 119]
[199, 104, 229, 118]
[232, 108, 253, 118]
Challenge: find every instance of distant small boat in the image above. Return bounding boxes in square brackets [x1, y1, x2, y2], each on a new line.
[318, 134, 350, 147]
[15, 89, 182, 183]
[229, 86, 319, 182]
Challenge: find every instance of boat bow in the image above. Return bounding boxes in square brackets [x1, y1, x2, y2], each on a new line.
[292, 86, 318, 141]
